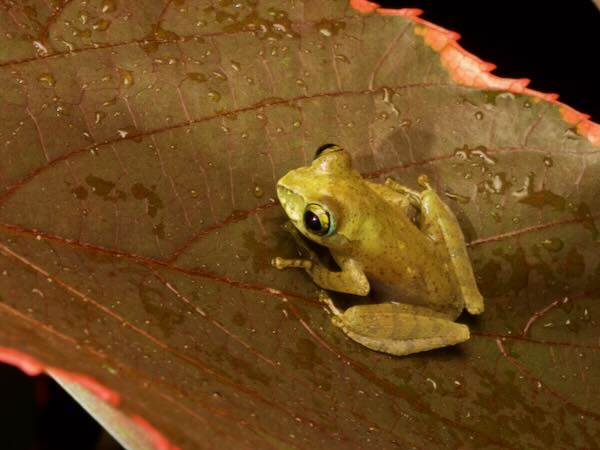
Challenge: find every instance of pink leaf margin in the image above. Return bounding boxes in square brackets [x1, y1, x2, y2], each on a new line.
[350, 0, 600, 146]
[0, 347, 179, 450]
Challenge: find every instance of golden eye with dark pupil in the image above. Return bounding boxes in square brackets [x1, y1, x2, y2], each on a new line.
[303, 204, 331, 236]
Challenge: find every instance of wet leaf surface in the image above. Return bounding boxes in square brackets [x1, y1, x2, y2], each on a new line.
[0, 1, 599, 448]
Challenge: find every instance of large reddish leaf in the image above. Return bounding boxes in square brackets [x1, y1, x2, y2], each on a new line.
[1, 1, 599, 448]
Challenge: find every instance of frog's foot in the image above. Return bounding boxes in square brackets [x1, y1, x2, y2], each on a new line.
[464, 293, 485, 315]
[318, 291, 347, 328]
[272, 257, 313, 270]
[318, 290, 342, 314]
[384, 177, 421, 205]
[328, 302, 470, 357]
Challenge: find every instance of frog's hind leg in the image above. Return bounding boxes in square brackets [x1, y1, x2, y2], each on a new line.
[416, 176, 484, 315]
[320, 295, 470, 356]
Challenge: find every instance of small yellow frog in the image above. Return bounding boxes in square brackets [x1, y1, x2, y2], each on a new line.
[272, 144, 484, 357]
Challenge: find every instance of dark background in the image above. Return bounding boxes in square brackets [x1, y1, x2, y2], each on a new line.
[1, 2, 598, 449]
[379, 0, 600, 120]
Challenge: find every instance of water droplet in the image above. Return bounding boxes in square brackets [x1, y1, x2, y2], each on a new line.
[78, 10, 89, 24]
[444, 191, 470, 204]
[543, 156, 553, 167]
[563, 127, 580, 139]
[523, 100, 532, 108]
[70, 186, 88, 200]
[471, 148, 496, 165]
[230, 60, 241, 71]
[474, 111, 484, 120]
[212, 70, 227, 81]
[207, 90, 221, 102]
[399, 119, 411, 128]
[253, 186, 264, 198]
[377, 112, 389, 120]
[335, 54, 350, 63]
[187, 72, 207, 83]
[119, 69, 134, 87]
[73, 27, 91, 37]
[479, 172, 511, 194]
[292, 120, 301, 128]
[60, 39, 75, 52]
[116, 125, 140, 141]
[541, 238, 563, 252]
[32, 40, 49, 57]
[93, 18, 111, 31]
[315, 19, 345, 37]
[38, 73, 56, 87]
[101, 0, 117, 13]
[454, 145, 496, 165]
[94, 111, 106, 125]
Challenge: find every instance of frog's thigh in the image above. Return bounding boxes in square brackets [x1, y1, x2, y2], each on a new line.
[309, 256, 369, 296]
[332, 302, 470, 356]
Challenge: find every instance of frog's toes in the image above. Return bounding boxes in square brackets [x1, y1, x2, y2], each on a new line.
[271, 257, 285, 269]
[330, 315, 344, 328]
[466, 301, 484, 315]
[272, 257, 313, 270]
[319, 290, 343, 316]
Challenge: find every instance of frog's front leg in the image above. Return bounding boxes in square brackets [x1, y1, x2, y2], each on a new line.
[320, 293, 469, 356]
[273, 222, 370, 296]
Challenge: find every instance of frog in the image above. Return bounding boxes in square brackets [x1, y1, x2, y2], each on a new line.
[272, 144, 484, 357]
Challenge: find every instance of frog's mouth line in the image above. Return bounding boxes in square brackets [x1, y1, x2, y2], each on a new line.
[276, 185, 304, 223]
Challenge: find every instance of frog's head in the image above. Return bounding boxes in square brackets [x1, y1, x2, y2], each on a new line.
[276, 144, 363, 250]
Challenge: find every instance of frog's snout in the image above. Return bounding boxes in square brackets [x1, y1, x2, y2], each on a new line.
[276, 185, 303, 222]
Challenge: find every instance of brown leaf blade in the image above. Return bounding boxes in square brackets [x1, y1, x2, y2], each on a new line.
[1, 1, 599, 448]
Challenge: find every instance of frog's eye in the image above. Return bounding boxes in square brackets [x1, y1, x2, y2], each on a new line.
[314, 143, 342, 160]
[303, 203, 335, 236]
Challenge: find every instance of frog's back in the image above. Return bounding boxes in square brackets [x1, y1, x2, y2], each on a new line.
[344, 190, 464, 319]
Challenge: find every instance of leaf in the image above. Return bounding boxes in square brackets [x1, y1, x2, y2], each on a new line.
[1, 1, 599, 448]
